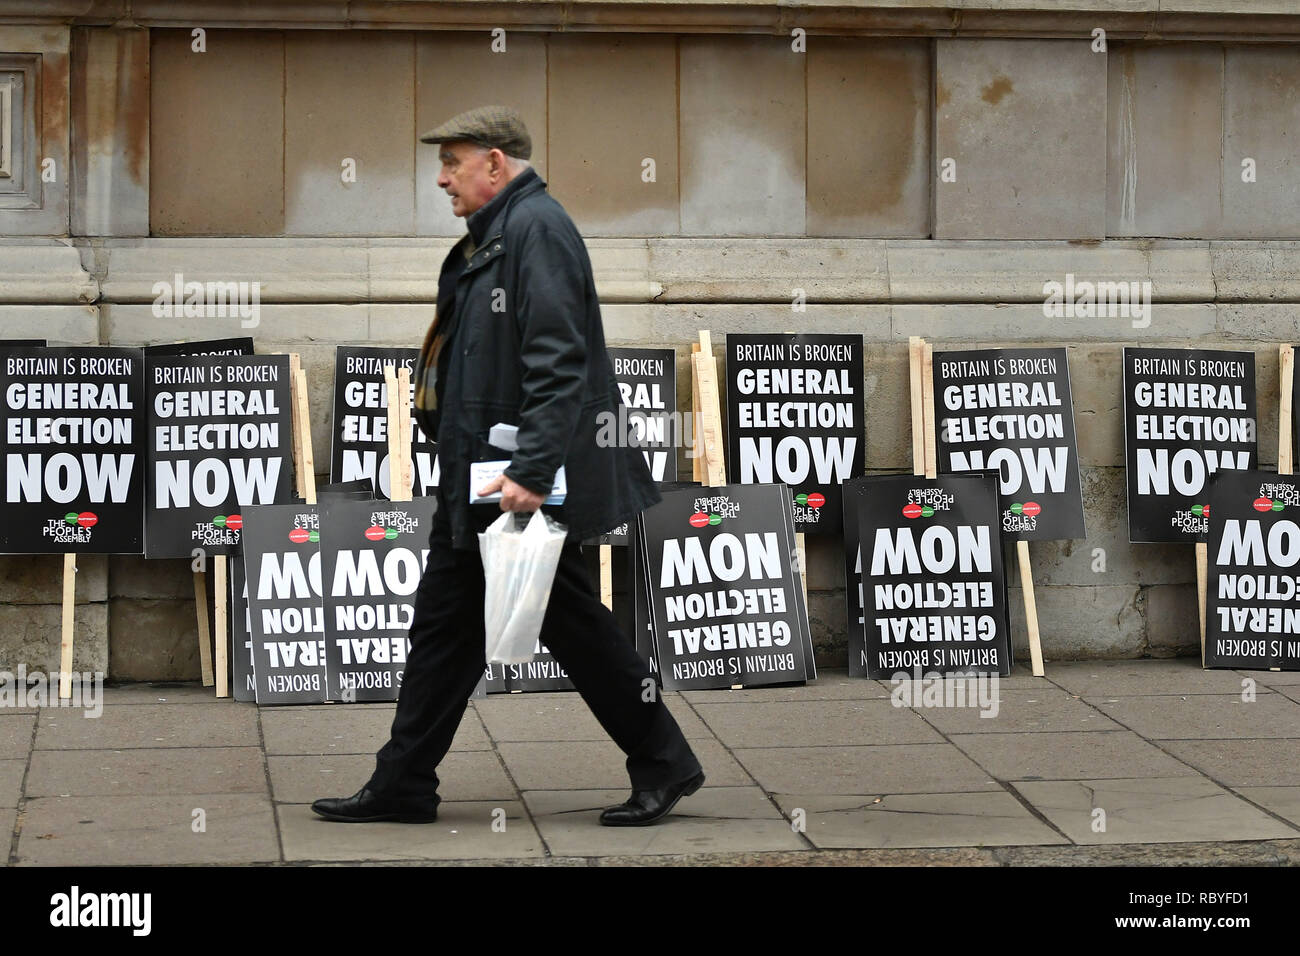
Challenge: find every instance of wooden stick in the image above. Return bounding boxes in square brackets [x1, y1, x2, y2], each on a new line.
[288, 353, 304, 499]
[1017, 540, 1046, 677]
[1280, 345, 1295, 477]
[1196, 541, 1208, 666]
[214, 555, 228, 699]
[293, 367, 316, 505]
[690, 343, 703, 482]
[600, 544, 613, 610]
[922, 341, 937, 480]
[383, 365, 413, 502]
[693, 332, 726, 486]
[909, 336, 925, 477]
[397, 366, 414, 495]
[193, 568, 214, 687]
[58, 553, 76, 700]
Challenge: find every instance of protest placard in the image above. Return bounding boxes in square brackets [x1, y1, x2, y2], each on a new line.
[852, 472, 1012, 679]
[725, 333, 864, 534]
[0, 347, 145, 554]
[1124, 348, 1257, 543]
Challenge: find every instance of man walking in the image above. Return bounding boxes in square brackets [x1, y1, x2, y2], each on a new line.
[312, 106, 705, 827]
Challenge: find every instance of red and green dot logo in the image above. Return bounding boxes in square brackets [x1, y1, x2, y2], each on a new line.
[289, 528, 318, 544]
[795, 492, 826, 509]
[226, 515, 243, 531]
[1254, 497, 1282, 513]
[902, 502, 933, 519]
[1191, 504, 1210, 517]
[689, 512, 723, 528]
[1010, 501, 1042, 518]
[64, 511, 97, 528]
[364, 526, 387, 542]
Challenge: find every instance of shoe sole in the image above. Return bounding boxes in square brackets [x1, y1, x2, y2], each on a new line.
[311, 807, 438, 824]
[600, 772, 706, 828]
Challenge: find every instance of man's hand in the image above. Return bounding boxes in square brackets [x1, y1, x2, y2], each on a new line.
[477, 473, 546, 513]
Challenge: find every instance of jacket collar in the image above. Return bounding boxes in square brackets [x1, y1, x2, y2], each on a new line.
[465, 166, 542, 247]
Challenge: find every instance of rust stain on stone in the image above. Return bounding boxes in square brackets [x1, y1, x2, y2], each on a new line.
[980, 75, 1014, 106]
[119, 31, 149, 185]
[850, 49, 922, 218]
[935, 82, 950, 109]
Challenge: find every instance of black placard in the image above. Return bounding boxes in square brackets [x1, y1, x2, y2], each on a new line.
[319, 496, 436, 701]
[843, 476, 868, 677]
[609, 347, 678, 484]
[1205, 470, 1300, 671]
[933, 347, 1085, 541]
[0, 346, 145, 554]
[725, 334, 864, 534]
[145, 338, 254, 358]
[853, 472, 1011, 679]
[329, 346, 438, 499]
[144, 354, 294, 558]
[228, 555, 256, 702]
[640, 483, 811, 690]
[1124, 348, 1257, 543]
[242, 503, 328, 704]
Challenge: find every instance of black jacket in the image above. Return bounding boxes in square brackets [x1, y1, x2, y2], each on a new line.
[415, 167, 661, 549]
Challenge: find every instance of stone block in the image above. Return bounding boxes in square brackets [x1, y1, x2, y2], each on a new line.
[807, 38, 930, 237]
[1143, 584, 1201, 658]
[0, 601, 107, 674]
[0, 305, 98, 344]
[109, 556, 196, 600]
[647, 238, 890, 302]
[284, 31, 415, 235]
[149, 29, 285, 235]
[0, 554, 107, 603]
[1107, 43, 1223, 237]
[107, 598, 201, 682]
[1007, 584, 1143, 660]
[935, 38, 1106, 239]
[679, 35, 805, 236]
[1222, 46, 1300, 238]
[546, 34, 678, 236]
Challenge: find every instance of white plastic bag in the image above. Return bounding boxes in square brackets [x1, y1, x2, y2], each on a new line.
[478, 510, 568, 665]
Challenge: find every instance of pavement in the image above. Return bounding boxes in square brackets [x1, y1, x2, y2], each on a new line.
[5, 658, 1300, 866]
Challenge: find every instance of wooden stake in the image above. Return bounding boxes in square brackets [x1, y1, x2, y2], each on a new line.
[288, 353, 304, 499]
[58, 553, 76, 700]
[214, 555, 228, 698]
[1281, 345, 1295, 476]
[692, 331, 726, 486]
[1196, 541, 1208, 666]
[293, 367, 316, 505]
[384, 365, 413, 502]
[690, 343, 703, 482]
[921, 342, 938, 480]
[600, 545, 613, 610]
[796, 531, 808, 604]
[1017, 540, 1046, 677]
[193, 567, 214, 687]
[908, 336, 925, 477]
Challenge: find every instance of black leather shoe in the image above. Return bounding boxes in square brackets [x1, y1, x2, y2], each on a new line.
[311, 787, 439, 824]
[599, 771, 705, 827]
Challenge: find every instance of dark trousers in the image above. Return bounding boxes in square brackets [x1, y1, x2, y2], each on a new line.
[365, 527, 702, 808]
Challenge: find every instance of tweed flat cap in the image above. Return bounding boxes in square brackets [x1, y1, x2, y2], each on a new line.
[418, 105, 532, 159]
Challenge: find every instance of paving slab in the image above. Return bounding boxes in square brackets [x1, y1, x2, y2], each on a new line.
[261, 704, 488, 755]
[1087, 692, 1300, 739]
[475, 694, 711, 741]
[269, 751, 516, 804]
[950, 730, 1199, 782]
[1012, 777, 1299, 845]
[497, 736, 750, 791]
[0, 759, 23, 807]
[735, 743, 1002, 796]
[679, 670, 892, 703]
[16, 793, 279, 865]
[694, 699, 944, 748]
[1246, 669, 1300, 688]
[911, 687, 1122, 735]
[1233, 787, 1300, 828]
[34, 704, 258, 750]
[25, 747, 267, 797]
[770, 791, 1067, 849]
[524, 786, 806, 856]
[278, 800, 543, 862]
[1156, 738, 1300, 787]
[100, 682, 229, 705]
[0, 716, 34, 759]
[1048, 659, 1254, 697]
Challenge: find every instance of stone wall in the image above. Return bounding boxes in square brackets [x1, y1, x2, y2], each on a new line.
[1, 4, 1299, 678]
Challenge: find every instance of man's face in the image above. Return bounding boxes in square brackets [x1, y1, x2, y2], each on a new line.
[437, 141, 506, 217]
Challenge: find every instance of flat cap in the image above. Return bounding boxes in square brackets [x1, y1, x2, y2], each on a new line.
[418, 105, 532, 159]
